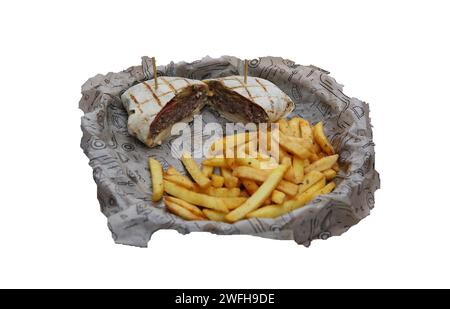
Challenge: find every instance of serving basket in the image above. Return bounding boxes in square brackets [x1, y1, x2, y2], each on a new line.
[80, 56, 379, 247]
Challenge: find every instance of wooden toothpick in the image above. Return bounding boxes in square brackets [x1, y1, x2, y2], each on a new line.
[244, 59, 248, 84]
[151, 57, 158, 90]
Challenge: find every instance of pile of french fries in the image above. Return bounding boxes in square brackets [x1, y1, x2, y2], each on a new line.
[148, 117, 339, 223]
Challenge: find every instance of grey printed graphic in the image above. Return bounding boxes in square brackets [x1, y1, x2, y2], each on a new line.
[79, 56, 380, 247]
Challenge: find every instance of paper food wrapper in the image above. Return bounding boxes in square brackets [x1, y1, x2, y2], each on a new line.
[79, 56, 380, 247]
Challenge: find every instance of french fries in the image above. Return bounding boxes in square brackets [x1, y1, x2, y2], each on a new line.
[248, 178, 327, 219]
[232, 166, 298, 196]
[304, 154, 339, 174]
[211, 174, 224, 188]
[166, 166, 182, 176]
[209, 132, 256, 156]
[221, 167, 239, 188]
[278, 147, 290, 164]
[297, 171, 324, 195]
[247, 204, 284, 219]
[181, 152, 211, 188]
[241, 179, 259, 195]
[165, 196, 205, 218]
[323, 169, 337, 181]
[222, 197, 248, 210]
[277, 132, 312, 159]
[278, 118, 291, 135]
[311, 181, 336, 199]
[165, 199, 205, 221]
[202, 165, 214, 177]
[241, 179, 271, 205]
[299, 118, 312, 141]
[225, 164, 288, 222]
[164, 181, 229, 213]
[148, 116, 339, 222]
[202, 157, 228, 167]
[271, 190, 286, 204]
[313, 121, 335, 155]
[203, 187, 241, 197]
[163, 174, 195, 190]
[292, 157, 304, 184]
[148, 158, 164, 202]
[283, 178, 326, 213]
[203, 209, 227, 222]
[288, 118, 301, 137]
[235, 157, 261, 169]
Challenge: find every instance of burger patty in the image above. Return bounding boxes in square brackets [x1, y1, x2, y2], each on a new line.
[206, 81, 269, 123]
[149, 85, 208, 137]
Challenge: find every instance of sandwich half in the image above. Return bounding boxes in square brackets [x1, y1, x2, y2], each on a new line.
[121, 77, 209, 147]
[204, 76, 294, 123]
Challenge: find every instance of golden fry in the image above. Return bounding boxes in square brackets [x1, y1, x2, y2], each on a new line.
[246, 204, 284, 219]
[164, 174, 195, 190]
[271, 190, 286, 204]
[203, 187, 241, 197]
[235, 157, 261, 169]
[165, 200, 205, 221]
[284, 178, 327, 212]
[312, 143, 321, 155]
[252, 178, 327, 219]
[202, 165, 214, 177]
[313, 121, 335, 155]
[181, 152, 211, 188]
[304, 154, 339, 174]
[232, 166, 298, 196]
[163, 180, 229, 213]
[241, 179, 271, 205]
[222, 197, 248, 210]
[297, 171, 325, 195]
[278, 118, 291, 135]
[166, 166, 182, 176]
[210, 132, 256, 155]
[288, 117, 301, 137]
[281, 156, 292, 166]
[165, 196, 205, 218]
[309, 152, 320, 162]
[202, 157, 228, 167]
[221, 167, 239, 188]
[282, 133, 314, 150]
[299, 118, 313, 141]
[278, 147, 291, 163]
[241, 179, 259, 195]
[225, 165, 289, 222]
[203, 209, 227, 222]
[211, 174, 224, 188]
[284, 167, 297, 183]
[323, 169, 337, 181]
[311, 182, 336, 199]
[278, 132, 312, 159]
[148, 158, 164, 202]
[292, 157, 304, 184]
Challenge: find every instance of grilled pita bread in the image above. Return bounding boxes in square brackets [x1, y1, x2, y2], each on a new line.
[121, 77, 208, 147]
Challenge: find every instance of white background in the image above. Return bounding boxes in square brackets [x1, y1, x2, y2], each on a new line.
[0, 0, 449, 289]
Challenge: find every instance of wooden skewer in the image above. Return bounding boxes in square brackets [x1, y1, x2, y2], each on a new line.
[151, 57, 158, 90]
[244, 59, 248, 84]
